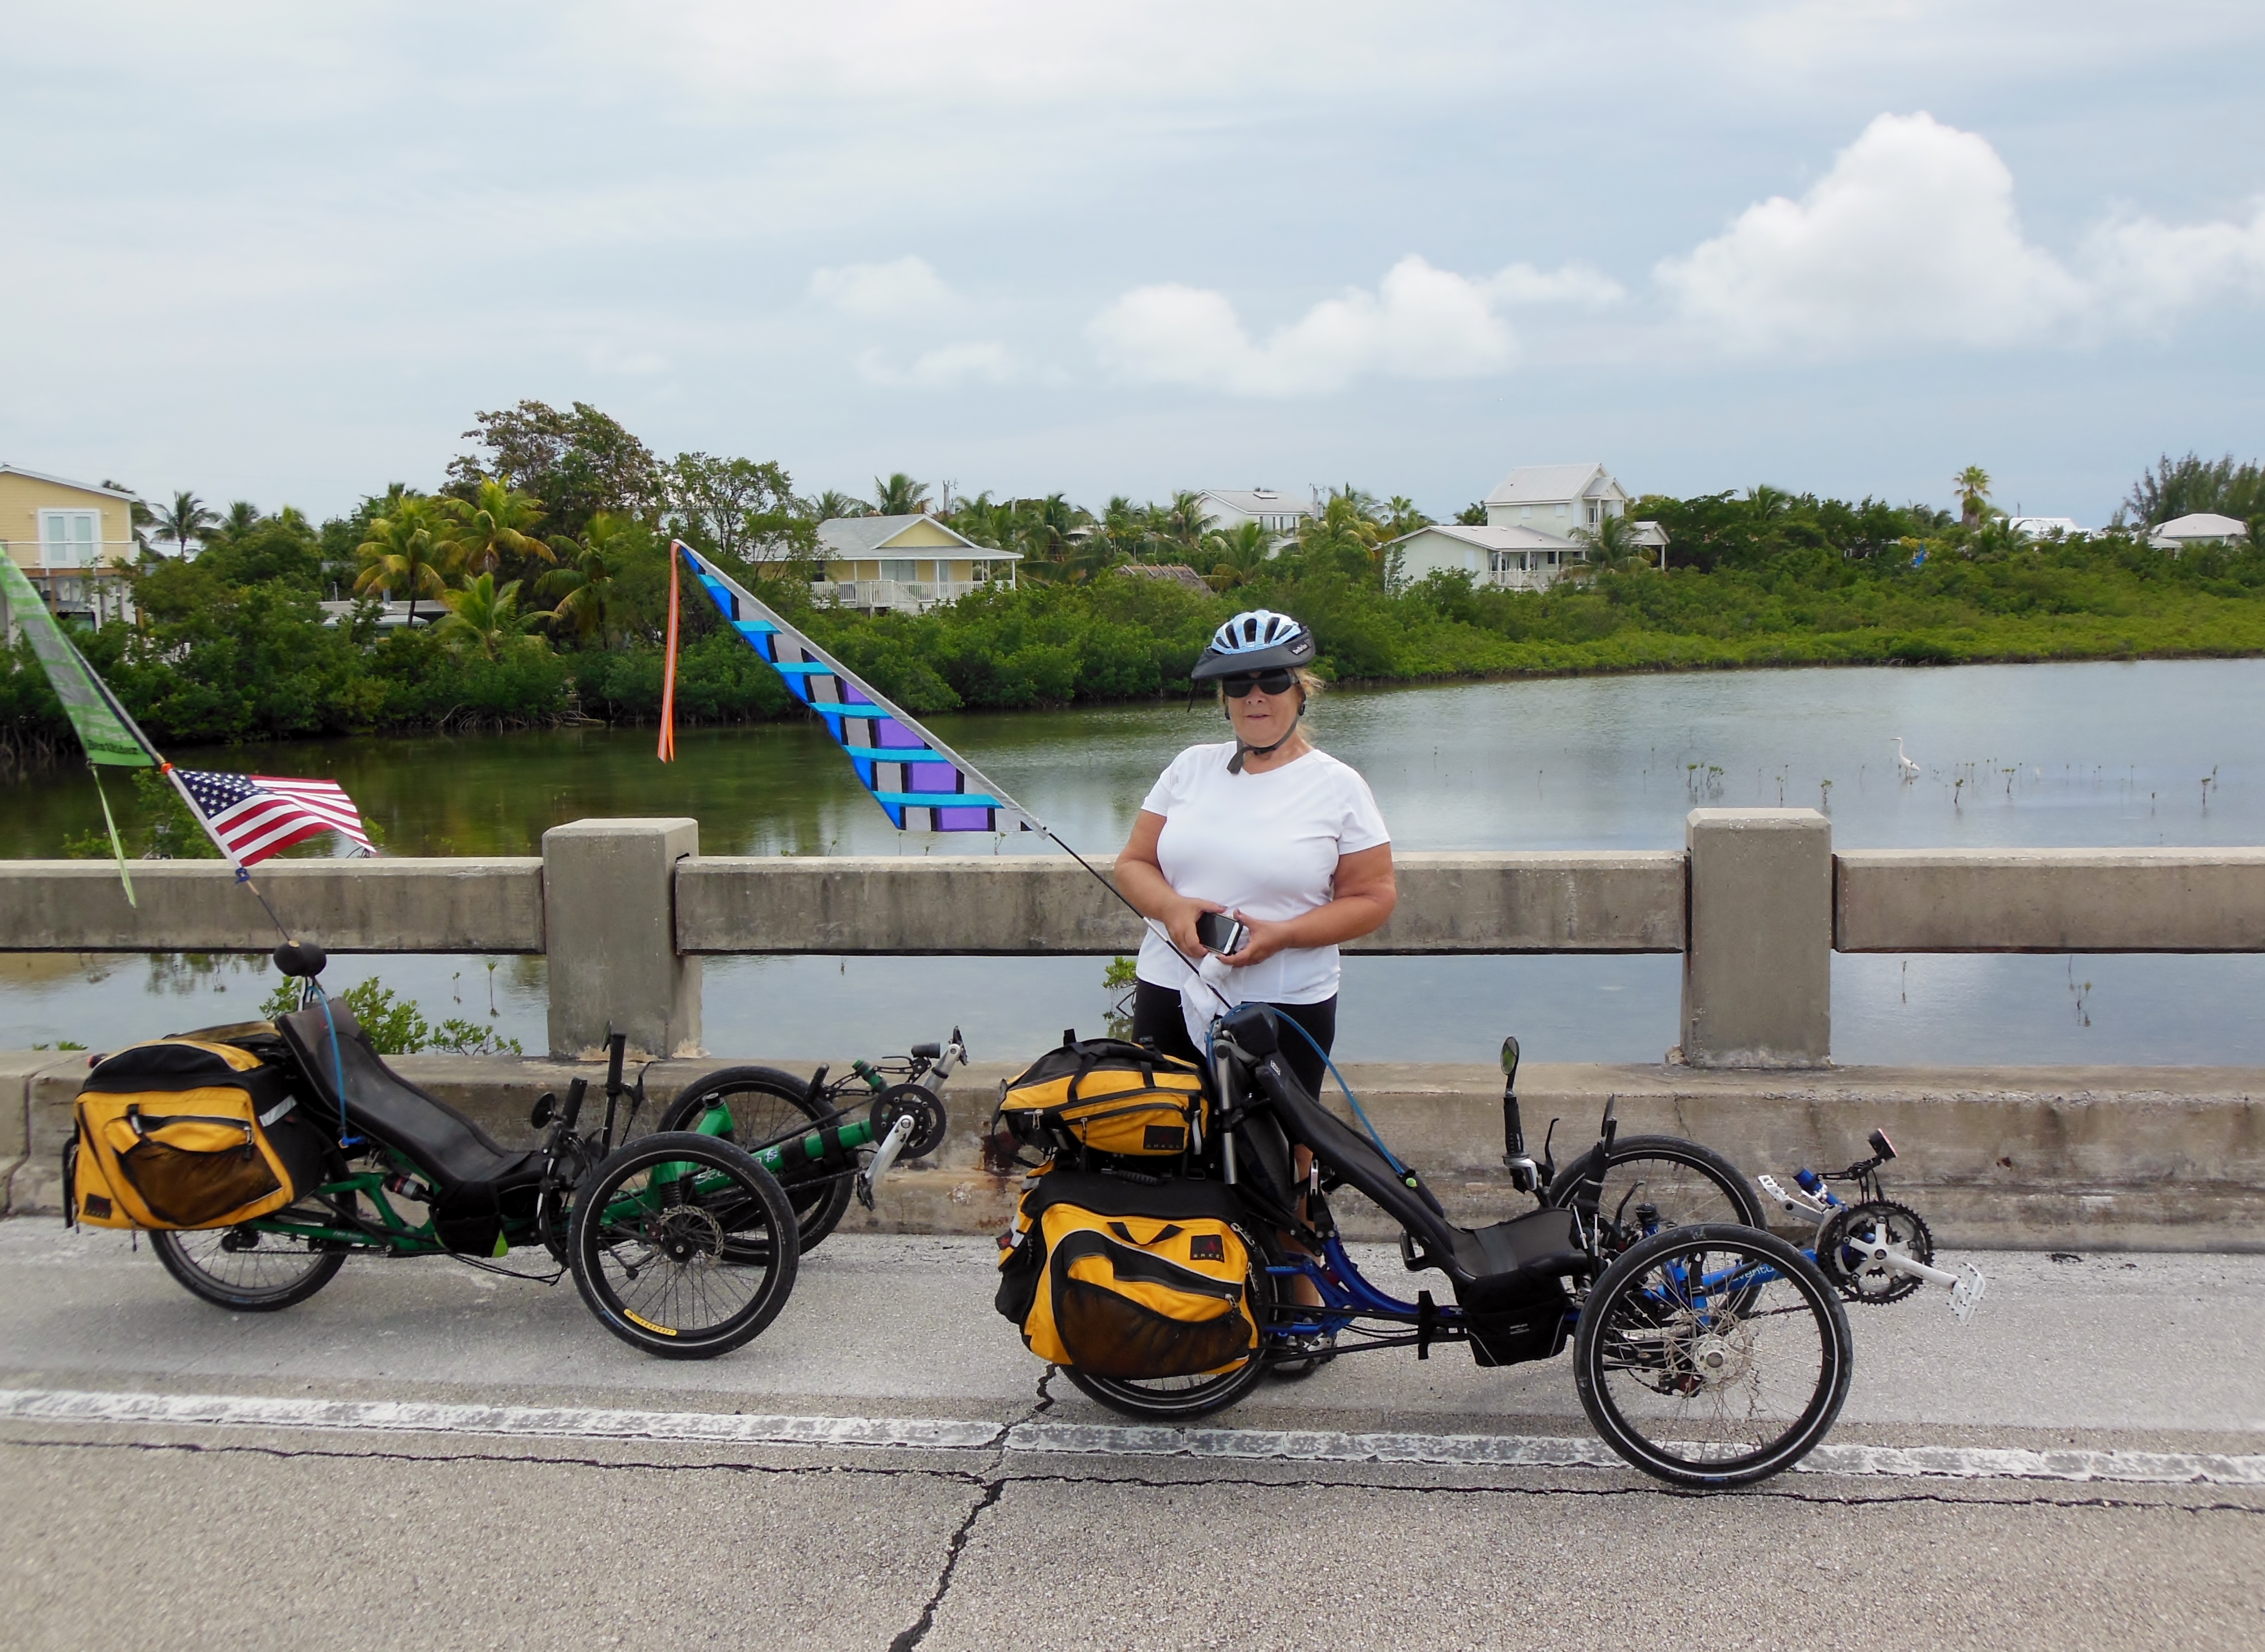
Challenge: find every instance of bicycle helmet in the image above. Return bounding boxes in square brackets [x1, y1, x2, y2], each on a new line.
[1188, 609, 1316, 682]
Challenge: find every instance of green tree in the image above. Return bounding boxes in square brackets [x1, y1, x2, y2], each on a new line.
[803, 489, 867, 522]
[436, 573, 546, 659]
[539, 513, 645, 645]
[1568, 513, 1656, 578]
[1296, 489, 1386, 584]
[2123, 452, 2265, 528]
[668, 453, 812, 566]
[1153, 491, 1212, 560]
[444, 479, 553, 580]
[449, 401, 664, 536]
[1382, 495, 1432, 539]
[354, 497, 457, 624]
[149, 491, 219, 560]
[1455, 501, 1489, 526]
[1954, 465, 1993, 527]
[870, 472, 931, 516]
[1200, 521, 1274, 589]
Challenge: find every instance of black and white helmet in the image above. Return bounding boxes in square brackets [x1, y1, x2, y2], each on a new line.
[1189, 609, 1316, 681]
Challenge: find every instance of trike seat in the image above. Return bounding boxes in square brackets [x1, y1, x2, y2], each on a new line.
[278, 1001, 545, 1251]
[1250, 1046, 1589, 1298]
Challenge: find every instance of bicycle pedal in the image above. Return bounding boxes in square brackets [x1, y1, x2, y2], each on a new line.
[1951, 1263, 1988, 1325]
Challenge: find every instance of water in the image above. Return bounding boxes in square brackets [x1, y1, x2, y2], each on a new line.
[6, 658, 2263, 1065]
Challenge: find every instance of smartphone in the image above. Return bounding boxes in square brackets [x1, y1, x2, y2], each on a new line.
[1194, 911, 1250, 955]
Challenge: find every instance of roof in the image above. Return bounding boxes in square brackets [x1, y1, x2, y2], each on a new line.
[1482, 463, 1623, 507]
[1198, 489, 1316, 518]
[1116, 562, 1214, 594]
[2008, 516, 2085, 536]
[0, 464, 138, 501]
[1388, 523, 1583, 551]
[2153, 512, 2249, 538]
[814, 513, 1013, 557]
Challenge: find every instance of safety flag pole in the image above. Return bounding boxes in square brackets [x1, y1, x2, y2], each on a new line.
[657, 539, 680, 763]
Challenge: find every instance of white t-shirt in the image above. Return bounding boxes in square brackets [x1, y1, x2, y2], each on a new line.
[1133, 741, 1392, 1012]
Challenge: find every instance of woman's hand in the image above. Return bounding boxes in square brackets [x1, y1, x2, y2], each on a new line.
[1163, 894, 1226, 961]
[1217, 911, 1287, 968]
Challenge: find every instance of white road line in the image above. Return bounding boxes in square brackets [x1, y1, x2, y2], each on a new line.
[4, 1388, 2261, 1486]
[0, 1388, 1005, 1452]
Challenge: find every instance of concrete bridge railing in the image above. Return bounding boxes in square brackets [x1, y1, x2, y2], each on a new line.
[2, 810, 2262, 1065]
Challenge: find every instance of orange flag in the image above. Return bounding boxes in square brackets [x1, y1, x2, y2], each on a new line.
[657, 539, 680, 762]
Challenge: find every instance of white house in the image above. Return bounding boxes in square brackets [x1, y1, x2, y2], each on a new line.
[1197, 488, 1316, 541]
[2150, 512, 2249, 551]
[2008, 516, 2086, 538]
[1391, 461, 1666, 591]
[813, 514, 1019, 613]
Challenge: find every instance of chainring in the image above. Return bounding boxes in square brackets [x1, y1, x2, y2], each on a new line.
[1817, 1199, 1934, 1305]
[870, 1084, 949, 1160]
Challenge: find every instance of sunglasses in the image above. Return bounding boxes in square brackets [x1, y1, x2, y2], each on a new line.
[1221, 670, 1296, 698]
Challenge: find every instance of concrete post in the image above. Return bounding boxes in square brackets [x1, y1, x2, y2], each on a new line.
[1680, 808, 1831, 1068]
[542, 818, 701, 1060]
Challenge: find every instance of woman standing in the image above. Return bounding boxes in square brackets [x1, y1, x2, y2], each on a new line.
[1114, 610, 1397, 1099]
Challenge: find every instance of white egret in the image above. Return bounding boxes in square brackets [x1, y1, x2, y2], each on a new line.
[1893, 737, 1920, 780]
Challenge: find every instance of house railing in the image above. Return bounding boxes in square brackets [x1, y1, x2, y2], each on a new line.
[812, 578, 1008, 613]
[3, 810, 2262, 1064]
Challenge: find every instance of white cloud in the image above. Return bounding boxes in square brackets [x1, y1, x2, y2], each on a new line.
[1087, 254, 1617, 397]
[1655, 110, 2265, 357]
[1655, 112, 2087, 353]
[809, 256, 955, 319]
[856, 340, 1018, 388]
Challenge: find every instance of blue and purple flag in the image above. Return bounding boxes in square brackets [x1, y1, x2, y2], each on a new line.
[669, 542, 1040, 835]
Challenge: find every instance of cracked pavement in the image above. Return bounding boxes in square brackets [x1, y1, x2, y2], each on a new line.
[2, 1224, 2261, 1649]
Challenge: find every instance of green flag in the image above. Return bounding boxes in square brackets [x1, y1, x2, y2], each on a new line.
[3, 555, 155, 904]
[0, 555, 153, 768]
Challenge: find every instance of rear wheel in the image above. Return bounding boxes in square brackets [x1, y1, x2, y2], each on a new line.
[1061, 1221, 1279, 1422]
[1574, 1222, 1852, 1488]
[657, 1067, 853, 1253]
[152, 1205, 348, 1311]
[1551, 1135, 1766, 1266]
[569, 1131, 799, 1359]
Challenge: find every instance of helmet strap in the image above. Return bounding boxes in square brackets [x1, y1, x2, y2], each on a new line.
[1226, 701, 1304, 774]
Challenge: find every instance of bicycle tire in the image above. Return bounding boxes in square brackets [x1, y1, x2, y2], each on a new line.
[152, 1207, 348, 1312]
[568, 1132, 800, 1360]
[1061, 1219, 1281, 1422]
[1548, 1134, 1766, 1263]
[656, 1066, 855, 1253]
[1573, 1222, 1852, 1488]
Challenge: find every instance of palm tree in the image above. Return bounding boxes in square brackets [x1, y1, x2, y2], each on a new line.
[1954, 465, 1993, 527]
[150, 491, 219, 560]
[804, 489, 866, 522]
[436, 573, 545, 659]
[446, 479, 552, 578]
[1382, 496, 1431, 539]
[353, 497, 456, 625]
[205, 500, 261, 548]
[1569, 513, 1655, 579]
[1295, 490, 1386, 583]
[1201, 521, 1274, 589]
[1154, 491, 1213, 559]
[538, 513, 639, 645]
[871, 473, 930, 516]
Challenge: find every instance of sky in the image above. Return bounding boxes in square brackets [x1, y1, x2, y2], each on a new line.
[5, 1, 2262, 527]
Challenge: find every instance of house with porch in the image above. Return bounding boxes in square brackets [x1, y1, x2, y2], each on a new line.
[814, 514, 1019, 612]
[0, 464, 141, 628]
[1389, 461, 1666, 592]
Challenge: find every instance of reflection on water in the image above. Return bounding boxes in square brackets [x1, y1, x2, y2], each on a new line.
[5, 658, 2264, 1064]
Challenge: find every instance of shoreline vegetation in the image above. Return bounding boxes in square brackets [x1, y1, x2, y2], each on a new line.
[7, 402, 2263, 778]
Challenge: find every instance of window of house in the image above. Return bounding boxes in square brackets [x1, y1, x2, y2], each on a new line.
[1519, 506, 1532, 520]
[880, 559, 916, 583]
[41, 510, 97, 568]
[1554, 503, 1569, 519]
[1587, 501, 1600, 525]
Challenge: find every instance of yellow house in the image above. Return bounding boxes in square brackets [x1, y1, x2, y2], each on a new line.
[0, 464, 140, 624]
[814, 514, 1019, 612]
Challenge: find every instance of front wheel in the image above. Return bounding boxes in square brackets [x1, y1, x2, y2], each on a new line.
[1573, 1222, 1852, 1488]
[152, 1205, 348, 1312]
[656, 1066, 853, 1254]
[569, 1132, 800, 1359]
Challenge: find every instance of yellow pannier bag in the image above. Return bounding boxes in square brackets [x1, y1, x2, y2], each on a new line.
[68, 1038, 324, 1231]
[996, 1170, 1258, 1379]
[995, 1033, 1207, 1161]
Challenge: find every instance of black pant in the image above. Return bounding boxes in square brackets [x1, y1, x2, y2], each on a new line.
[1130, 979, 1337, 1099]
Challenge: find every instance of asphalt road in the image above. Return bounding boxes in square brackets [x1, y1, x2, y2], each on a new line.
[2, 1222, 2260, 1650]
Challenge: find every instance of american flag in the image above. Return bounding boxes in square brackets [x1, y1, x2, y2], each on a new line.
[174, 770, 376, 865]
